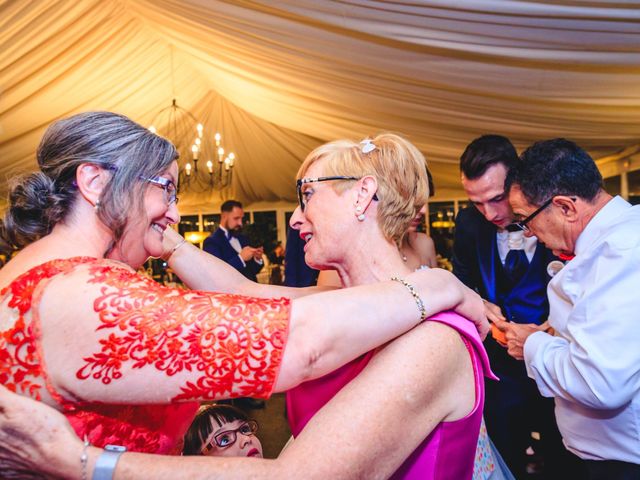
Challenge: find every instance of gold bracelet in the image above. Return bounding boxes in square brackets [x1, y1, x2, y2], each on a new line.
[391, 276, 427, 321]
[163, 238, 187, 261]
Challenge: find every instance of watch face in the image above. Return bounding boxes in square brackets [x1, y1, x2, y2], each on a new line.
[104, 444, 127, 452]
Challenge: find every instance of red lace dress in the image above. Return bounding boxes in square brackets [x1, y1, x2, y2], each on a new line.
[0, 257, 290, 453]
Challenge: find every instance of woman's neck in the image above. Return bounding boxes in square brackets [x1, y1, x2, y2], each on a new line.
[335, 236, 412, 288]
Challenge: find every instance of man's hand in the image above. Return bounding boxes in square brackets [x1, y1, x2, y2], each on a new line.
[240, 246, 258, 262]
[253, 246, 264, 261]
[492, 319, 545, 360]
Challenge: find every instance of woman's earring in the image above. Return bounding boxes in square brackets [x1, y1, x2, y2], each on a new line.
[357, 213, 365, 221]
[94, 199, 101, 211]
[355, 204, 365, 221]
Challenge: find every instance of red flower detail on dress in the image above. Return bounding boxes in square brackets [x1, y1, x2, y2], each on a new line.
[78, 263, 290, 402]
[0, 258, 95, 400]
[1, 257, 289, 453]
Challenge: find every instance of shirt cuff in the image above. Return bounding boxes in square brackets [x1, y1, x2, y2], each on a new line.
[237, 254, 246, 267]
[523, 330, 551, 391]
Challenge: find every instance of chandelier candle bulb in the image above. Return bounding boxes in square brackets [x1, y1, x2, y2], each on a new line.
[185, 163, 192, 176]
[215, 132, 221, 146]
[206, 160, 213, 174]
[218, 147, 224, 162]
[191, 144, 199, 160]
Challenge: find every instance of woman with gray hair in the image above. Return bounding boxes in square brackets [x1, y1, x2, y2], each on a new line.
[0, 112, 485, 465]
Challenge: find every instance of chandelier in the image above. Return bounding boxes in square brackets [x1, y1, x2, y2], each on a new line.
[148, 98, 236, 194]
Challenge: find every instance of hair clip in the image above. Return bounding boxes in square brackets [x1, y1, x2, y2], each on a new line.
[360, 139, 376, 154]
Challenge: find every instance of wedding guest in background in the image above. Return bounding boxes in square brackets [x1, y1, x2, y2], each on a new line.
[203, 200, 264, 282]
[453, 134, 572, 478]
[497, 138, 640, 480]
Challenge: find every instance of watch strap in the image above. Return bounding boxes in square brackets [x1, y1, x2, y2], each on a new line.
[93, 444, 127, 480]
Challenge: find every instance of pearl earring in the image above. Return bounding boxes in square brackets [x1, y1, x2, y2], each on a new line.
[94, 199, 101, 211]
[355, 205, 362, 213]
[357, 213, 365, 221]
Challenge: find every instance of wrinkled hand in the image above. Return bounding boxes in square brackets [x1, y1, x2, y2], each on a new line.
[0, 386, 81, 479]
[492, 319, 544, 360]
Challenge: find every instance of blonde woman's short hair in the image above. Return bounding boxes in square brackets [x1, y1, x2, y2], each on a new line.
[297, 133, 429, 243]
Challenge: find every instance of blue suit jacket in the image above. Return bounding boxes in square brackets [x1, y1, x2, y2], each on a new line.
[203, 228, 264, 282]
[453, 206, 557, 375]
[284, 228, 318, 287]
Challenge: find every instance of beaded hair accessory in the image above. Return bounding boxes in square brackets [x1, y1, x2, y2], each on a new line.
[360, 139, 376, 154]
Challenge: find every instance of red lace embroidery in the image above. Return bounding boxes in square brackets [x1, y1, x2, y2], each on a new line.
[0, 257, 290, 453]
[0, 259, 94, 399]
[79, 263, 289, 401]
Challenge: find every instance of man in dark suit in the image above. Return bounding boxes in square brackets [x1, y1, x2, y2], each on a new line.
[453, 135, 576, 479]
[284, 227, 318, 287]
[203, 200, 264, 282]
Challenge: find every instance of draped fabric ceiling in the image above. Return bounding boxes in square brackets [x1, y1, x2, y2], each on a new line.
[2, 0, 640, 213]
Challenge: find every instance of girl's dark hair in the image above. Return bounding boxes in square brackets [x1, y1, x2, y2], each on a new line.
[182, 404, 250, 456]
[0, 111, 177, 255]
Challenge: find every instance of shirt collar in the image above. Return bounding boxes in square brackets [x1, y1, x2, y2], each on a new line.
[575, 195, 631, 255]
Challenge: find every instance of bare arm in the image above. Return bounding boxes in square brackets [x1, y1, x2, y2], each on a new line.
[165, 228, 325, 299]
[0, 321, 474, 479]
[43, 261, 484, 402]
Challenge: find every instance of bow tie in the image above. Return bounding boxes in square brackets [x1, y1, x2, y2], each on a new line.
[226, 230, 239, 239]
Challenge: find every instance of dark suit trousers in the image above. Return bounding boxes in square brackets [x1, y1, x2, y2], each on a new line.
[484, 338, 586, 480]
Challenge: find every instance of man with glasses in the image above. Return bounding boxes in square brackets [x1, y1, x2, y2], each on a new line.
[453, 135, 571, 478]
[496, 138, 640, 479]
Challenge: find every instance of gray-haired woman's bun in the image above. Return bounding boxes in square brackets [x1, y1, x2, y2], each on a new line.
[0, 173, 68, 254]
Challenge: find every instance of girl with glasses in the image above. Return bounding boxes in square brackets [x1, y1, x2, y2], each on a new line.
[182, 405, 263, 458]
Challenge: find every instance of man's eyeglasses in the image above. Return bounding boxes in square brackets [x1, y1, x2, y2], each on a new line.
[142, 176, 179, 205]
[296, 176, 379, 212]
[201, 420, 259, 454]
[513, 197, 553, 232]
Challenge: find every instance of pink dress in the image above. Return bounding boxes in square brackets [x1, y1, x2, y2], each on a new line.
[287, 311, 496, 479]
[0, 257, 290, 453]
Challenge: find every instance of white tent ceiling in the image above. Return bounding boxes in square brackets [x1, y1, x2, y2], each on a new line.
[2, 0, 640, 214]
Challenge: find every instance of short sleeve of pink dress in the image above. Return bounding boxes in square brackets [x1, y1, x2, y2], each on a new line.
[0, 257, 290, 453]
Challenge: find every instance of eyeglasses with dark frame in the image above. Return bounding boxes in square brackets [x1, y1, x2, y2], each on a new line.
[513, 197, 553, 232]
[296, 176, 379, 212]
[201, 420, 259, 454]
[141, 176, 179, 205]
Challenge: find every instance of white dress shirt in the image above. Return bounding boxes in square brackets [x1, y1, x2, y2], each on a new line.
[496, 229, 538, 264]
[524, 196, 640, 462]
[220, 225, 246, 267]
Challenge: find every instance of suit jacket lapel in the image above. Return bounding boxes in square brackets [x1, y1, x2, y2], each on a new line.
[478, 225, 498, 302]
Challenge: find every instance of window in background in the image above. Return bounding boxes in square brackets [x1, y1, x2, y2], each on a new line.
[428, 201, 456, 261]
[202, 214, 221, 233]
[604, 175, 621, 197]
[178, 215, 200, 237]
[249, 211, 278, 253]
[285, 211, 294, 236]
